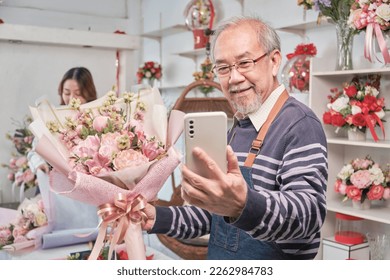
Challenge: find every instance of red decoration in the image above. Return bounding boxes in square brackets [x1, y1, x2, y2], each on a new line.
[184, 0, 215, 49]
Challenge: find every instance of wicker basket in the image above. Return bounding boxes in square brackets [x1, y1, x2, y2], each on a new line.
[154, 79, 232, 260]
[157, 234, 208, 260]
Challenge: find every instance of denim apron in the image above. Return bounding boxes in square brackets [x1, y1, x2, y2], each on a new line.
[207, 165, 290, 260]
[208, 91, 290, 260]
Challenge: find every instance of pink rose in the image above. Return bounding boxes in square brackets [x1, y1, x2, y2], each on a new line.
[72, 135, 100, 158]
[113, 149, 149, 170]
[142, 141, 164, 161]
[346, 185, 362, 201]
[367, 185, 385, 200]
[23, 169, 35, 183]
[93, 116, 110, 132]
[99, 132, 121, 159]
[7, 172, 14, 181]
[15, 156, 27, 168]
[383, 188, 390, 200]
[13, 235, 28, 243]
[350, 170, 372, 189]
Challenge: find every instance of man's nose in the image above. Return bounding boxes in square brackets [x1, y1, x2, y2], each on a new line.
[229, 67, 245, 84]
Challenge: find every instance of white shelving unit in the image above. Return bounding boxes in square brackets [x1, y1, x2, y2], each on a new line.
[0, 23, 140, 50]
[309, 57, 390, 235]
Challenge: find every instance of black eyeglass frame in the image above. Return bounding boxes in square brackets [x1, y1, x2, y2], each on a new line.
[212, 53, 268, 77]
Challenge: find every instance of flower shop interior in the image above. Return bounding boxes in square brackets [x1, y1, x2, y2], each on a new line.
[0, 0, 389, 261]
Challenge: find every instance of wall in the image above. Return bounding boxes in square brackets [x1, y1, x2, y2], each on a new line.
[0, 0, 142, 202]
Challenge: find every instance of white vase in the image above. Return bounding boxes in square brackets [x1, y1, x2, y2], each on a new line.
[352, 199, 371, 210]
[347, 130, 366, 141]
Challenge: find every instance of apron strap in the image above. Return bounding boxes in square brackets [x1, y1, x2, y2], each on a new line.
[244, 90, 289, 167]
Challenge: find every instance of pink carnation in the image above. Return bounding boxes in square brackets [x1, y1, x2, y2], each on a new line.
[113, 150, 149, 170]
[350, 170, 372, 189]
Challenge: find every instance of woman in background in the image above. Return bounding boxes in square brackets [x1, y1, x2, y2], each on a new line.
[28, 67, 97, 173]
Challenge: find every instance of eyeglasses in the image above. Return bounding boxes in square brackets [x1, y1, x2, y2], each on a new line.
[212, 53, 268, 77]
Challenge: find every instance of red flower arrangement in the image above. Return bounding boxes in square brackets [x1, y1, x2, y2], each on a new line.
[282, 43, 317, 93]
[322, 74, 388, 142]
[136, 61, 162, 84]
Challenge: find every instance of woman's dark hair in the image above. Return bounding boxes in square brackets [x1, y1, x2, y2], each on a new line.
[58, 67, 97, 105]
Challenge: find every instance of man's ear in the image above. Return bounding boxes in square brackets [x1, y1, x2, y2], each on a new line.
[270, 50, 282, 77]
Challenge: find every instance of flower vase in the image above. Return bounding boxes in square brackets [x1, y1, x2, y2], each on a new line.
[366, 233, 390, 260]
[335, 20, 354, 71]
[145, 78, 155, 88]
[352, 199, 371, 210]
[347, 130, 366, 141]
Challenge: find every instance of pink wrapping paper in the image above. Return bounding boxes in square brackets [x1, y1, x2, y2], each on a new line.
[29, 88, 185, 260]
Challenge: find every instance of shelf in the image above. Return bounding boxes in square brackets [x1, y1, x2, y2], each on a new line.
[276, 18, 330, 36]
[312, 67, 390, 77]
[327, 138, 390, 149]
[0, 23, 140, 50]
[142, 24, 188, 39]
[175, 48, 207, 59]
[327, 200, 390, 224]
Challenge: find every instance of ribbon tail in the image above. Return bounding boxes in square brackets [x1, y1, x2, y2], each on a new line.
[364, 115, 379, 142]
[88, 221, 109, 260]
[374, 24, 390, 64]
[365, 24, 374, 62]
[372, 114, 385, 140]
[108, 217, 127, 260]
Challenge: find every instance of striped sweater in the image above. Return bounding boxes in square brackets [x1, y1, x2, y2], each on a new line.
[151, 97, 328, 259]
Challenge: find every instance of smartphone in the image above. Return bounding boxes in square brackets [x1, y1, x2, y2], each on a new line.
[184, 112, 227, 177]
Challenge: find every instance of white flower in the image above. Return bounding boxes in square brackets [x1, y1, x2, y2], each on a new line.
[375, 109, 386, 119]
[337, 164, 354, 181]
[351, 105, 362, 115]
[365, 85, 379, 97]
[369, 164, 385, 185]
[331, 96, 350, 112]
[376, 4, 390, 21]
[356, 90, 365, 99]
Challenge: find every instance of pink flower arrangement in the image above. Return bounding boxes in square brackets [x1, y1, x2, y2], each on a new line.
[30, 88, 184, 260]
[322, 74, 388, 142]
[1, 116, 38, 192]
[334, 156, 389, 203]
[349, 0, 390, 64]
[0, 195, 48, 249]
[47, 91, 165, 177]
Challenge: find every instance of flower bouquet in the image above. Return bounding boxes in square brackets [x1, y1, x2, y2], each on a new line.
[1, 116, 38, 201]
[136, 61, 162, 86]
[334, 156, 389, 204]
[28, 87, 185, 260]
[349, 0, 390, 64]
[0, 195, 48, 251]
[322, 74, 387, 142]
[282, 43, 317, 93]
